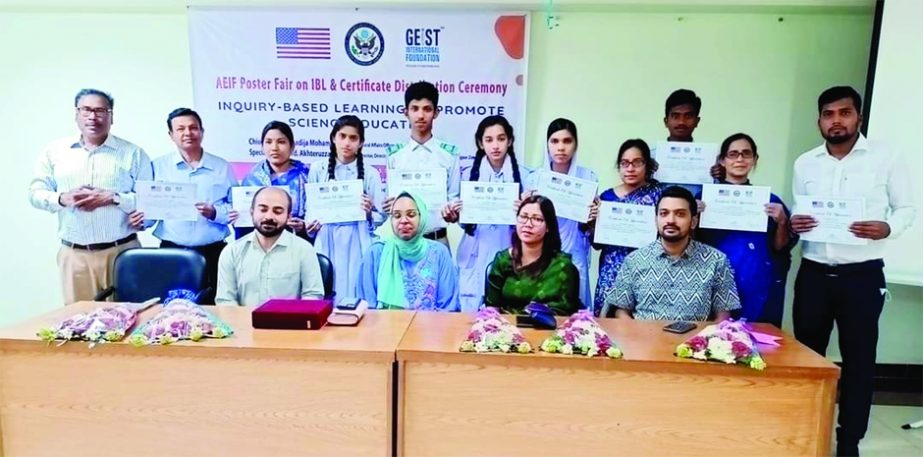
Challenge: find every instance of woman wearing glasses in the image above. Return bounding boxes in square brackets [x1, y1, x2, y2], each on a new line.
[697, 133, 796, 327]
[484, 195, 581, 316]
[357, 192, 459, 311]
[593, 139, 662, 316]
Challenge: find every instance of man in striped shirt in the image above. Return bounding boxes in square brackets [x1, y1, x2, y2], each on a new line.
[29, 88, 152, 305]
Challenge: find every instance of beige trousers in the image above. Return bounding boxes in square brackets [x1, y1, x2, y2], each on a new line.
[56, 240, 140, 305]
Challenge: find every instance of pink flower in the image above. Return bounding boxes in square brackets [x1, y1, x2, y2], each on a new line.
[687, 336, 708, 352]
[731, 341, 751, 358]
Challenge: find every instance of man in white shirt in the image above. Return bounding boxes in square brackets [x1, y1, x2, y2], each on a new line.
[216, 187, 324, 306]
[790, 86, 915, 457]
[384, 81, 460, 246]
[29, 88, 152, 304]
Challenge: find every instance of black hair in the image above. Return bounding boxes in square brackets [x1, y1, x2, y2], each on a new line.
[718, 133, 759, 161]
[261, 121, 295, 146]
[817, 86, 862, 114]
[464, 115, 523, 236]
[166, 107, 203, 132]
[664, 89, 701, 117]
[656, 186, 698, 218]
[328, 115, 366, 181]
[404, 81, 439, 108]
[74, 88, 114, 109]
[511, 195, 562, 276]
[616, 139, 659, 183]
[251, 186, 293, 214]
[546, 117, 579, 150]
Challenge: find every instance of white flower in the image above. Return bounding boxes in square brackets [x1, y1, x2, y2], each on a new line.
[561, 344, 574, 355]
[707, 337, 736, 364]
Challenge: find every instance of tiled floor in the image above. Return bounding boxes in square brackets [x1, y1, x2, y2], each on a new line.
[855, 405, 923, 456]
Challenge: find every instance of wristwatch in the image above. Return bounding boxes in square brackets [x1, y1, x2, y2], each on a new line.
[111, 193, 121, 206]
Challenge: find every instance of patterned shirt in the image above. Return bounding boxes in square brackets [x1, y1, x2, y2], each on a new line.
[593, 183, 663, 315]
[603, 240, 740, 321]
[29, 134, 152, 244]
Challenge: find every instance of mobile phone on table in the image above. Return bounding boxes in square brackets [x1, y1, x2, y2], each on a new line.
[663, 321, 697, 334]
[335, 297, 361, 310]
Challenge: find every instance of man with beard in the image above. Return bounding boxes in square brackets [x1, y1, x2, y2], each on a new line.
[215, 186, 324, 306]
[600, 186, 740, 321]
[29, 88, 152, 305]
[790, 86, 914, 457]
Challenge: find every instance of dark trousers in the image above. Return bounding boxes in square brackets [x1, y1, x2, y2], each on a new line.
[793, 258, 886, 447]
[160, 240, 227, 305]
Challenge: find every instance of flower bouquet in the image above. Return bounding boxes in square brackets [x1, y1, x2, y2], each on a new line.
[675, 319, 767, 370]
[129, 290, 233, 346]
[459, 307, 532, 354]
[37, 298, 159, 346]
[540, 310, 623, 358]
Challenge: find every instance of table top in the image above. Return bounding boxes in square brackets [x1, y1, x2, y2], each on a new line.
[397, 312, 840, 379]
[0, 301, 415, 363]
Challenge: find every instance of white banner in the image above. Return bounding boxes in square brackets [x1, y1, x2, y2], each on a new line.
[189, 7, 530, 180]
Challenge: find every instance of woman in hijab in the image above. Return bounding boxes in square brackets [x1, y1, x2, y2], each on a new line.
[356, 192, 459, 310]
[523, 118, 599, 309]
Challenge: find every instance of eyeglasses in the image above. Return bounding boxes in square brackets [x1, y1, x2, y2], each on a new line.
[76, 107, 112, 117]
[725, 150, 755, 160]
[391, 210, 419, 220]
[619, 159, 646, 169]
[517, 214, 546, 226]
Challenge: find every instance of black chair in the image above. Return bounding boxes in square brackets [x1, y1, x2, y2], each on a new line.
[316, 253, 334, 299]
[94, 248, 209, 304]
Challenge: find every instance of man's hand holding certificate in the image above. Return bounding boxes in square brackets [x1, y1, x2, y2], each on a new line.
[534, 171, 598, 222]
[654, 141, 718, 184]
[305, 180, 365, 224]
[594, 202, 657, 248]
[136, 181, 198, 221]
[793, 196, 868, 245]
[459, 182, 518, 225]
[699, 184, 772, 232]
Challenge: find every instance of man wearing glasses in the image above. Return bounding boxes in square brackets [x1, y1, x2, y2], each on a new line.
[29, 88, 152, 305]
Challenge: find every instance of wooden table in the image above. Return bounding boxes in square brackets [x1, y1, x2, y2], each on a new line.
[0, 302, 414, 457]
[396, 312, 840, 457]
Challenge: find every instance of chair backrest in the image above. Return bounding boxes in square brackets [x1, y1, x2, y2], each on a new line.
[112, 248, 207, 303]
[316, 253, 334, 299]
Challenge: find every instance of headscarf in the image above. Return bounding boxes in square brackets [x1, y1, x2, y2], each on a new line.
[377, 192, 430, 308]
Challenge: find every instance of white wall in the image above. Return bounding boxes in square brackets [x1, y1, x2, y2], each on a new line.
[2, 3, 917, 363]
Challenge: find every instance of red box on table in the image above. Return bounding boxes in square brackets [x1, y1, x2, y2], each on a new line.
[252, 299, 333, 330]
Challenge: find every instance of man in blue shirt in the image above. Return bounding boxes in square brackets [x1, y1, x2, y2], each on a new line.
[602, 186, 740, 321]
[132, 108, 236, 303]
